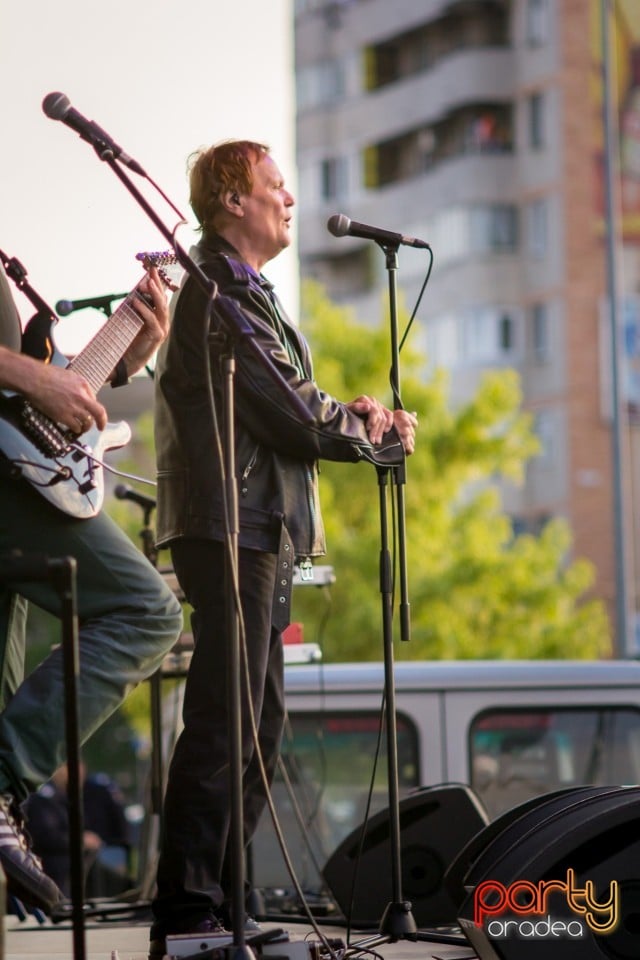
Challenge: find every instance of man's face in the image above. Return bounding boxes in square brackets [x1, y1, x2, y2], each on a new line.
[240, 155, 295, 264]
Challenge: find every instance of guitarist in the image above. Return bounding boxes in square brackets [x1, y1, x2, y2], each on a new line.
[0, 261, 183, 913]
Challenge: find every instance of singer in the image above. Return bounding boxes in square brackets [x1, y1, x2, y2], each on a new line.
[0, 258, 182, 912]
[149, 139, 417, 958]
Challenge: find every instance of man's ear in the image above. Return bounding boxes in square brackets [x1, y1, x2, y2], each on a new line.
[222, 190, 243, 215]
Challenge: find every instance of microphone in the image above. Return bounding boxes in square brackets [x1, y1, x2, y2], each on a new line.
[114, 483, 156, 512]
[56, 293, 129, 317]
[327, 213, 430, 250]
[42, 92, 146, 175]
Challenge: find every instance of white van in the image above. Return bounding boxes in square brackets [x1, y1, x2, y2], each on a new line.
[250, 658, 640, 903]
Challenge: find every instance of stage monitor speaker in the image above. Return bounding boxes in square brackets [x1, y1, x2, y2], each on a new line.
[456, 784, 640, 959]
[444, 784, 621, 909]
[322, 783, 489, 927]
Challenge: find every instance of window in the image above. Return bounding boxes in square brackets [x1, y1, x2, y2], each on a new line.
[463, 309, 497, 362]
[526, 0, 550, 47]
[470, 706, 640, 818]
[432, 207, 470, 263]
[470, 204, 519, 253]
[320, 156, 348, 202]
[510, 513, 551, 537]
[363, 104, 514, 188]
[427, 313, 460, 368]
[428, 205, 519, 267]
[428, 306, 518, 370]
[527, 198, 548, 258]
[530, 302, 550, 361]
[250, 710, 420, 888]
[364, 128, 431, 188]
[533, 409, 556, 463]
[499, 313, 513, 351]
[528, 92, 545, 149]
[296, 59, 345, 110]
[460, 307, 518, 364]
[363, 5, 509, 91]
[364, 39, 400, 89]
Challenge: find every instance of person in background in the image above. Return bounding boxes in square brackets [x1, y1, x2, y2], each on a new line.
[0, 260, 183, 913]
[25, 762, 132, 898]
[150, 138, 417, 958]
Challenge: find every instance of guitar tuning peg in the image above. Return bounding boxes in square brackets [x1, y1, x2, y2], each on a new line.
[137, 250, 179, 269]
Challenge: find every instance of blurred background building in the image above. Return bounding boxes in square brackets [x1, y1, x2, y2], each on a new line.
[292, 0, 640, 654]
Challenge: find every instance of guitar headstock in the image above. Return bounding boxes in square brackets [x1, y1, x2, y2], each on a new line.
[136, 250, 181, 292]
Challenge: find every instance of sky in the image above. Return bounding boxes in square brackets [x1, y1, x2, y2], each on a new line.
[0, 0, 297, 355]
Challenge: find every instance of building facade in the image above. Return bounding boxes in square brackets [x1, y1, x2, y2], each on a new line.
[293, 0, 640, 650]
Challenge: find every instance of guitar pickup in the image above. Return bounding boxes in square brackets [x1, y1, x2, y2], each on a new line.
[20, 401, 70, 457]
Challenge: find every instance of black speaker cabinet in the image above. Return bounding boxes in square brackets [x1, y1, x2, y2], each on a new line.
[445, 785, 620, 909]
[456, 785, 640, 959]
[322, 783, 489, 927]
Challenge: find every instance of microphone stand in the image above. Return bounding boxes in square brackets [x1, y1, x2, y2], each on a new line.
[346, 241, 417, 953]
[93, 151, 313, 959]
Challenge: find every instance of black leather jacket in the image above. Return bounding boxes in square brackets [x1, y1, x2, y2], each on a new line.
[154, 235, 404, 557]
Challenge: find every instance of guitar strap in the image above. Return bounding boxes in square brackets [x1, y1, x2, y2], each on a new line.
[0, 251, 57, 328]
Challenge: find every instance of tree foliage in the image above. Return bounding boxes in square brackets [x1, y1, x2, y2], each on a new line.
[292, 282, 611, 662]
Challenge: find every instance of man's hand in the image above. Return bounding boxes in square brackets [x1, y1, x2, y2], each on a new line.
[346, 396, 418, 454]
[0, 266, 169, 435]
[117, 266, 170, 379]
[392, 408, 418, 455]
[346, 395, 394, 445]
[0, 349, 107, 434]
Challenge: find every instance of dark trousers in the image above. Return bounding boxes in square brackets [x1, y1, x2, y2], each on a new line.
[153, 538, 285, 925]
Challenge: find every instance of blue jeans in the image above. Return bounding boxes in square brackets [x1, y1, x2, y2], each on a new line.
[153, 538, 285, 926]
[0, 475, 182, 802]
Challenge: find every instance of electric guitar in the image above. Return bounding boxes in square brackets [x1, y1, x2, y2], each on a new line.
[0, 251, 178, 519]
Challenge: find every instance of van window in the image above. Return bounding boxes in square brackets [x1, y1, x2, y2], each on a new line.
[469, 706, 640, 818]
[251, 710, 420, 894]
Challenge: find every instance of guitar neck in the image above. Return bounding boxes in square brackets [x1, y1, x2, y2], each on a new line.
[67, 289, 143, 393]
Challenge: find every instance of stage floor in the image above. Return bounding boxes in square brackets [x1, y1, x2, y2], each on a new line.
[3, 915, 478, 960]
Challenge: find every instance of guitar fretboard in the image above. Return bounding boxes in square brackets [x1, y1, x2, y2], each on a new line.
[67, 289, 143, 393]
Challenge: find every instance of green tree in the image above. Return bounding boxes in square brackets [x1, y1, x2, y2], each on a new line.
[291, 282, 611, 662]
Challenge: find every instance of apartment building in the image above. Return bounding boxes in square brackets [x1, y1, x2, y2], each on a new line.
[293, 0, 640, 650]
